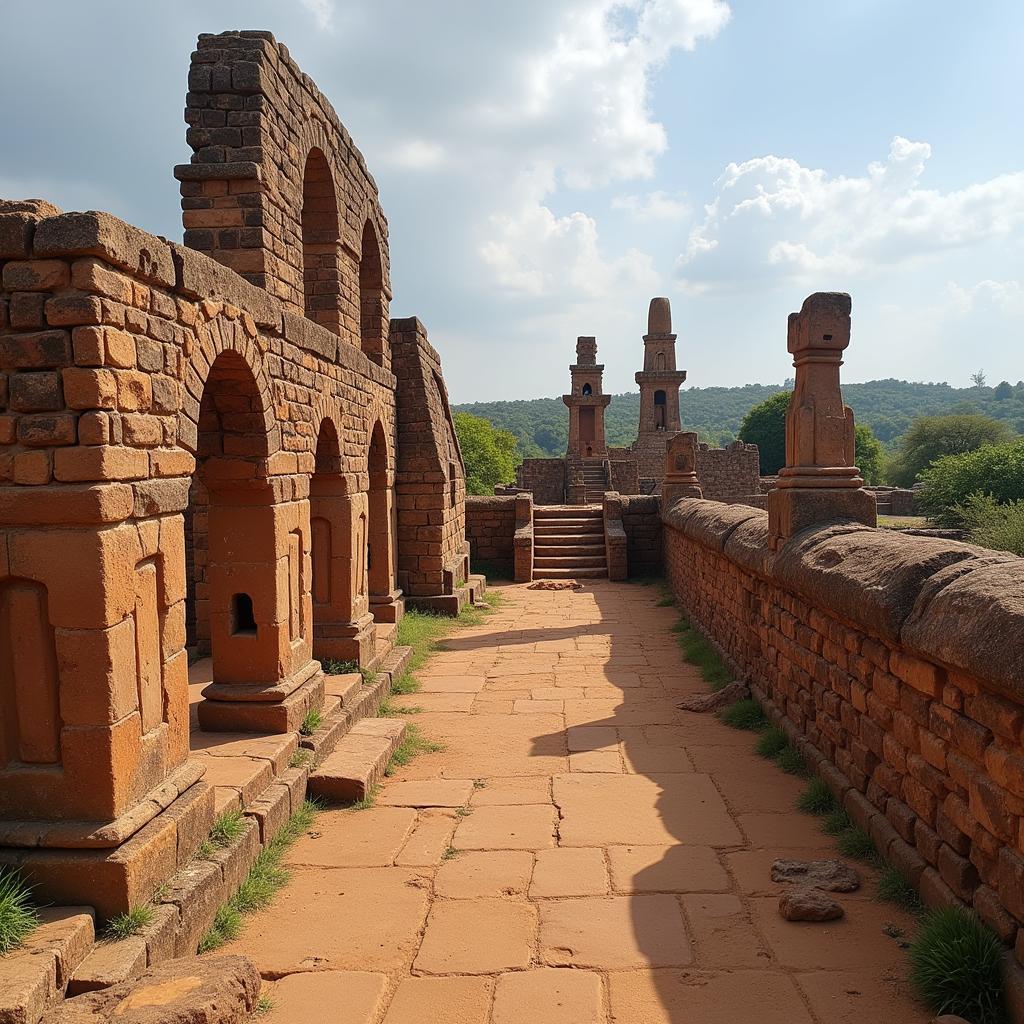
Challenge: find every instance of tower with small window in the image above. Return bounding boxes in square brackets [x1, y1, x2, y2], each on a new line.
[563, 336, 610, 458]
[636, 297, 686, 437]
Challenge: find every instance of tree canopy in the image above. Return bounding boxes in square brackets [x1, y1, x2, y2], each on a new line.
[738, 391, 790, 475]
[918, 438, 1024, 526]
[452, 411, 520, 496]
[888, 413, 1013, 487]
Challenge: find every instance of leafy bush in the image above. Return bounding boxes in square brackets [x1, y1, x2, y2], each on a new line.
[738, 391, 791, 475]
[919, 439, 1024, 526]
[954, 492, 1024, 556]
[891, 414, 1014, 488]
[909, 907, 1005, 1024]
[453, 411, 521, 494]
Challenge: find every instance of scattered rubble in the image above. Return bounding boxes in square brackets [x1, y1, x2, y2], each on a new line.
[778, 888, 845, 922]
[771, 858, 861, 893]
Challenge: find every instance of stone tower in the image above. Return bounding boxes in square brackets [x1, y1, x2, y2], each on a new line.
[631, 297, 687, 479]
[636, 297, 686, 436]
[563, 336, 610, 458]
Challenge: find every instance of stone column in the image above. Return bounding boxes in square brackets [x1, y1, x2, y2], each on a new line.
[197, 482, 325, 733]
[661, 431, 703, 512]
[767, 292, 876, 549]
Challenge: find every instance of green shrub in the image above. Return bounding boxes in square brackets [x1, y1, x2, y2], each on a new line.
[717, 698, 766, 731]
[755, 725, 788, 758]
[0, 869, 38, 954]
[797, 777, 837, 815]
[891, 414, 1014, 489]
[909, 907, 1005, 1024]
[918, 438, 1024, 525]
[955, 492, 1024, 556]
[320, 658, 358, 675]
[299, 709, 323, 736]
[876, 866, 923, 914]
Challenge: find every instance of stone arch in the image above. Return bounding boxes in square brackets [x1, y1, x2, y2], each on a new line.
[178, 318, 280, 460]
[366, 418, 395, 607]
[301, 147, 343, 336]
[359, 218, 387, 366]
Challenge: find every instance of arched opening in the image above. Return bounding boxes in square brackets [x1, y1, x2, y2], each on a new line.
[359, 219, 386, 366]
[367, 421, 394, 608]
[582, 383, 592, 397]
[654, 389, 667, 430]
[655, 351, 666, 371]
[301, 148, 342, 336]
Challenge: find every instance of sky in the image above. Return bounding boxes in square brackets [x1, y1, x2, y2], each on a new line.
[2, 1, 1022, 402]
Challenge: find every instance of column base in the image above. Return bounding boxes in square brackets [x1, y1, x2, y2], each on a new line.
[768, 485, 877, 549]
[370, 589, 405, 624]
[312, 611, 377, 666]
[0, 765, 214, 920]
[198, 662, 326, 734]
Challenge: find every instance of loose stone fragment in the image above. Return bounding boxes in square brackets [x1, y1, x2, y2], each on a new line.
[778, 887, 844, 922]
[771, 858, 861, 892]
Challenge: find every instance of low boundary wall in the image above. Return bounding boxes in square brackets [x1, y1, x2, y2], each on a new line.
[663, 498, 1024, 983]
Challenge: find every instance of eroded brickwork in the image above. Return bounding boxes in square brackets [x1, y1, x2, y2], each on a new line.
[465, 495, 517, 577]
[695, 440, 761, 504]
[664, 492, 1024, 963]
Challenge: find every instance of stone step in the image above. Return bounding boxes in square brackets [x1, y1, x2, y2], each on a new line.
[534, 544, 606, 557]
[534, 521, 604, 532]
[534, 507, 602, 518]
[0, 908, 96, 1023]
[308, 718, 407, 803]
[533, 567, 608, 579]
[535, 555, 607, 569]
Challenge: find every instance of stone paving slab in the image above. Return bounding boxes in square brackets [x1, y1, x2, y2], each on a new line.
[219, 581, 926, 1023]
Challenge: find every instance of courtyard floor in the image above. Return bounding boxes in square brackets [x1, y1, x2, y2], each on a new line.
[222, 580, 927, 1024]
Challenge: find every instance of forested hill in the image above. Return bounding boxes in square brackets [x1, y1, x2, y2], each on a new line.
[453, 379, 1024, 458]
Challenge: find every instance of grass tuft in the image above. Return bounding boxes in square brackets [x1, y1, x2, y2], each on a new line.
[289, 750, 311, 770]
[209, 810, 246, 849]
[755, 725, 788, 758]
[390, 672, 420, 696]
[299, 709, 323, 736]
[775, 743, 809, 777]
[821, 807, 852, 836]
[0, 870, 38, 954]
[797, 777, 838, 815]
[385, 724, 445, 776]
[909, 907, 1005, 1024]
[197, 800, 320, 953]
[836, 825, 879, 864]
[346, 785, 381, 810]
[104, 904, 154, 941]
[320, 658, 359, 675]
[254, 996, 274, 1016]
[718, 698, 766, 731]
[441, 846, 459, 860]
[876, 866, 924, 915]
[671, 618, 732, 690]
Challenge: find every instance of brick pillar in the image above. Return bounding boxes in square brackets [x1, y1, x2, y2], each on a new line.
[661, 431, 703, 513]
[196, 484, 325, 732]
[767, 293, 876, 549]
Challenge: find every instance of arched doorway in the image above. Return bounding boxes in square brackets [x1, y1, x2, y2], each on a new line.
[301, 148, 342, 336]
[654, 389, 667, 430]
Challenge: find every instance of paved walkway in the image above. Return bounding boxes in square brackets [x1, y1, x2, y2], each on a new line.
[224, 581, 927, 1024]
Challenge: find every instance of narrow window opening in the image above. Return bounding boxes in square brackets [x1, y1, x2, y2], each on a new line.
[231, 593, 257, 635]
[582, 383, 592, 397]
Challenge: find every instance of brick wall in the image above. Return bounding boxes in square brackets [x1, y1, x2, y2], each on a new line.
[620, 495, 662, 577]
[465, 495, 516, 577]
[663, 498, 1024, 960]
[516, 457, 565, 504]
[695, 441, 761, 504]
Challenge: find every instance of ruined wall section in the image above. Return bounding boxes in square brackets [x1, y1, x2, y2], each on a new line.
[620, 495, 662, 577]
[695, 440, 761, 504]
[515, 458, 566, 505]
[390, 317, 468, 605]
[465, 495, 516, 578]
[176, 31, 392, 366]
[663, 498, 1024, 958]
[0, 202, 397, 910]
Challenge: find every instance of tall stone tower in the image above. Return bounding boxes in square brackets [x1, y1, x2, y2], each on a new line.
[632, 297, 687, 478]
[563, 336, 610, 458]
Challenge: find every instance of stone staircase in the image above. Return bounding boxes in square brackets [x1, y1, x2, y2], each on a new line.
[533, 506, 608, 580]
[580, 459, 609, 503]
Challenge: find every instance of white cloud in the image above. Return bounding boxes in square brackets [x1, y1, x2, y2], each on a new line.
[612, 189, 690, 222]
[678, 137, 1024, 290]
[944, 279, 1024, 316]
